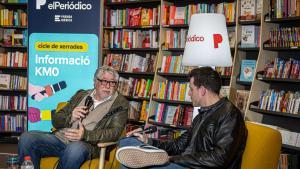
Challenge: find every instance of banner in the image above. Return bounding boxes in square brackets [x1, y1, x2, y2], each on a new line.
[28, 0, 100, 131]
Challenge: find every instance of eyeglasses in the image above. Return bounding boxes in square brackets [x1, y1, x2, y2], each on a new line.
[97, 78, 117, 87]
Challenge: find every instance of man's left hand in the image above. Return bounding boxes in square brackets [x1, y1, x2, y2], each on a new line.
[65, 121, 84, 141]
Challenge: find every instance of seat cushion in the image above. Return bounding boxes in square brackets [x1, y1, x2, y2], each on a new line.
[40, 157, 99, 169]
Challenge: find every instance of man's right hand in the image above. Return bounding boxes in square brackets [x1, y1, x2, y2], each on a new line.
[126, 128, 148, 143]
[71, 106, 88, 121]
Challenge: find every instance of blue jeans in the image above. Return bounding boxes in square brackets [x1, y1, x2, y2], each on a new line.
[119, 137, 186, 169]
[18, 131, 91, 169]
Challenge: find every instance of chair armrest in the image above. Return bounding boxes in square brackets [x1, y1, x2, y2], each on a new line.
[97, 141, 118, 148]
[97, 141, 118, 169]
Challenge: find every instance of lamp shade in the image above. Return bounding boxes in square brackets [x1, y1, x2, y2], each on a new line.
[182, 13, 232, 67]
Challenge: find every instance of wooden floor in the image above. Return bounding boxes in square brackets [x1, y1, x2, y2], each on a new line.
[0, 144, 18, 168]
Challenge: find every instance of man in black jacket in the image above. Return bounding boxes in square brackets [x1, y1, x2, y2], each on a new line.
[117, 67, 247, 169]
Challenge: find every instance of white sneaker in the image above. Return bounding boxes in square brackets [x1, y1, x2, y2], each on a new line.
[116, 145, 169, 168]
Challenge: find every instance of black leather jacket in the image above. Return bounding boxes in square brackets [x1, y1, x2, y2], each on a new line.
[150, 98, 247, 169]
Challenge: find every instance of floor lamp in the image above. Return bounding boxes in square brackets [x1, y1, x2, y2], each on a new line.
[182, 13, 232, 67]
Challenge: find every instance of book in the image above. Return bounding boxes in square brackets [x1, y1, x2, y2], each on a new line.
[3, 29, 13, 46]
[227, 27, 236, 48]
[240, 0, 256, 21]
[0, 74, 11, 89]
[110, 54, 122, 71]
[220, 86, 230, 98]
[174, 7, 185, 24]
[241, 25, 259, 47]
[240, 60, 256, 82]
[128, 101, 141, 120]
[129, 8, 141, 26]
[141, 8, 150, 26]
[235, 90, 250, 112]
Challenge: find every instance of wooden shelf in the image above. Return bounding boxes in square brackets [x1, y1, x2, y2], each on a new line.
[238, 20, 261, 25]
[227, 22, 236, 26]
[125, 96, 150, 101]
[249, 102, 300, 119]
[265, 16, 300, 23]
[103, 48, 159, 52]
[0, 136, 19, 144]
[263, 46, 300, 51]
[238, 46, 259, 51]
[256, 72, 300, 83]
[282, 144, 300, 152]
[0, 66, 27, 70]
[0, 2, 27, 6]
[152, 98, 192, 105]
[157, 72, 189, 78]
[127, 119, 146, 126]
[148, 119, 189, 130]
[0, 89, 27, 93]
[221, 75, 231, 79]
[236, 79, 252, 86]
[162, 22, 235, 28]
[0, 110, 26, 113]
[157, 72, 230, 81]
[118, 71, 154, 77]
[105, 0, 160, 6]
[0, 131, 22, 134]
[0, 25, 27, 29]
[104, 25, 160, 29]
[0, 44, 27, 49]
[162, 24, 189, 28]
[164, 0, 235, 4]
[162, 48, 184, 51]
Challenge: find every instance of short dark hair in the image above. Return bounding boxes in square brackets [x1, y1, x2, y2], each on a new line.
[189, 67, 222, 95]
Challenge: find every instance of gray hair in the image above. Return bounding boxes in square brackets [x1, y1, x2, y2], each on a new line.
[94, 65, 119, 82]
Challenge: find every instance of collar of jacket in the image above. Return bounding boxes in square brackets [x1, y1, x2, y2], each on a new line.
[198, 97, 226, 114]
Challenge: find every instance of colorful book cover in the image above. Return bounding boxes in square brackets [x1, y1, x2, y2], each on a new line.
[240, 60, 256, 82]
[3, 29, 13, 46]
[241, 25, 256, 47]
[12, 30, 23, 46]
[0, 74, 10, 89]
[174, 7, 185, 24]
[141, 8, 149, 26]
[227, 27, 236, 48]
[240, 0, 256, 20]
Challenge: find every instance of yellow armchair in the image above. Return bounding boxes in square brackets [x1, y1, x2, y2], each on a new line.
[40, 141, 119, 169]
[40, 102, 121, 169]
[241, 121, 282, 169]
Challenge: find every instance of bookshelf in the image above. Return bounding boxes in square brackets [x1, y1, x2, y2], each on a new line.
[102, 0, 236, 139]
[0, 0, 27, 143]
[228, 0, 262, 116]
[244, 0, 300, 168]
[102, 0, 161, 128]
[101, 1, 300, 167]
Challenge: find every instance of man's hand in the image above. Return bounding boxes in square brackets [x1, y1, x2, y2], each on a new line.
[126, 128, 143, 137]
[65, 121, 84, 141]
[71, 106, 88, 122]
[126, 128, 148, 143]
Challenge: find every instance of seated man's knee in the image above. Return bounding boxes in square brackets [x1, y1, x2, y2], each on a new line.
[64, 142, 90, 158]
[19, 132, 37, 146]
[119, 137, 142, 147]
